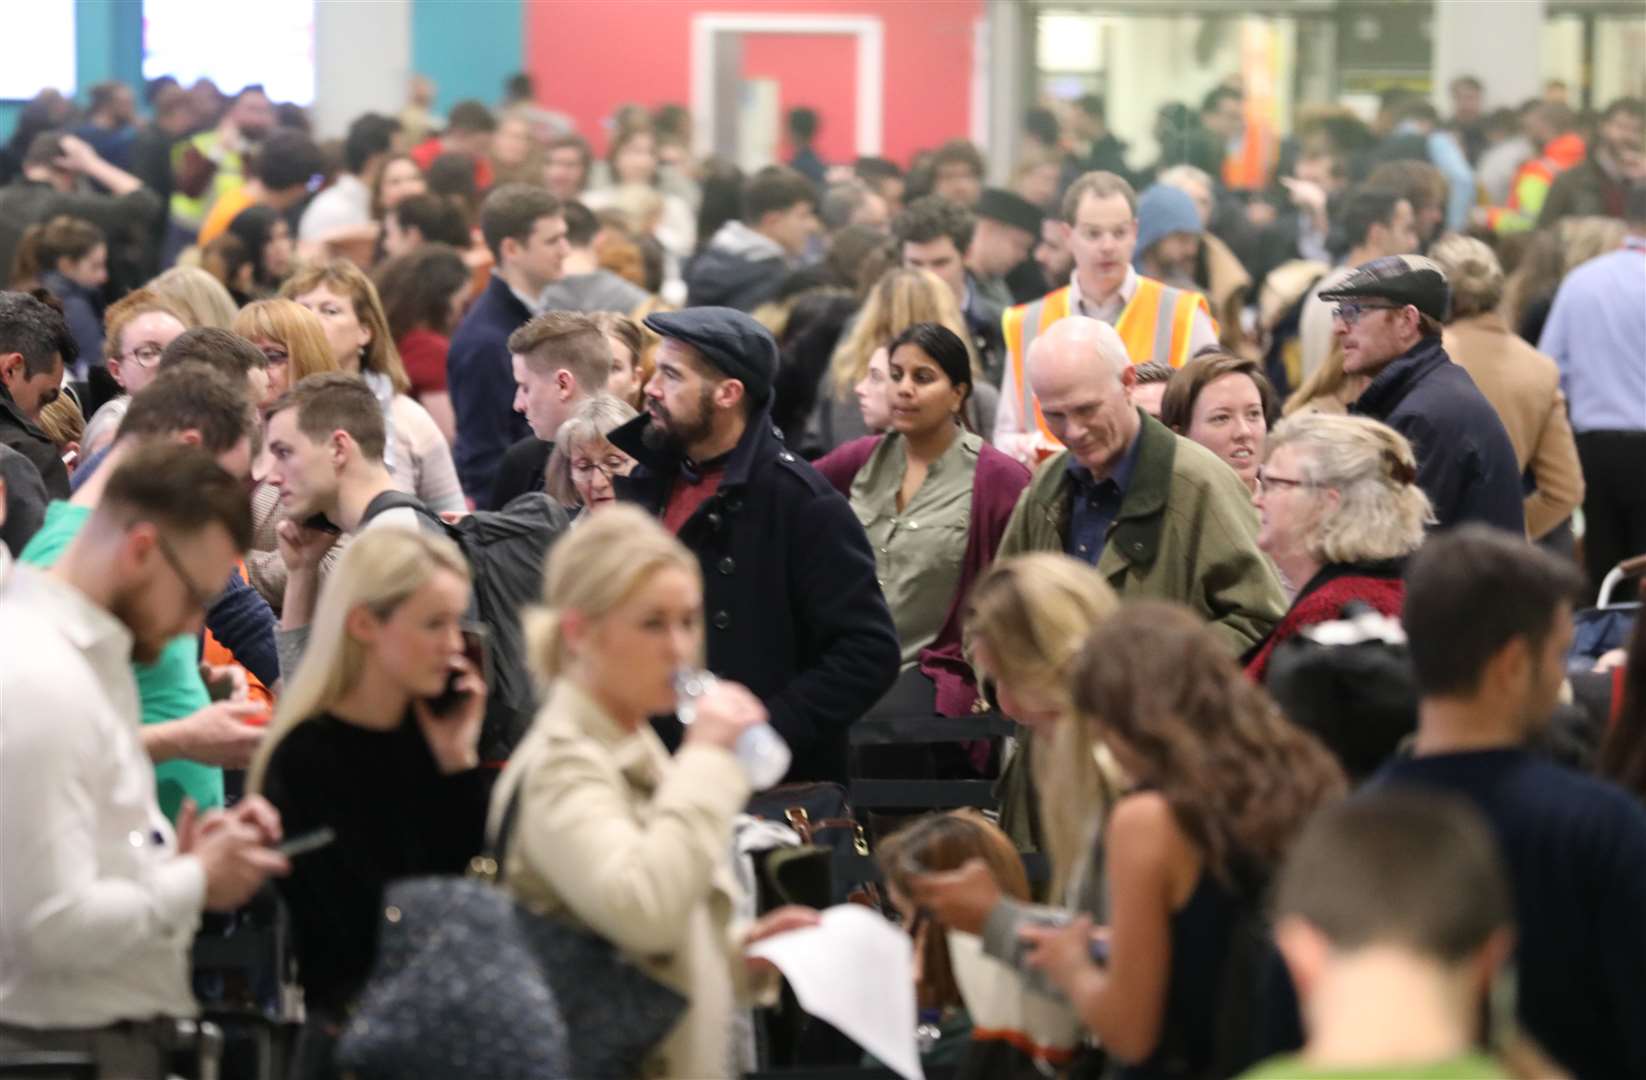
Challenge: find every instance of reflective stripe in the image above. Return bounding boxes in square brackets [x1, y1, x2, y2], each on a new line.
[1168, 289, 1204, 366]
[1115, 278, 1164, 363]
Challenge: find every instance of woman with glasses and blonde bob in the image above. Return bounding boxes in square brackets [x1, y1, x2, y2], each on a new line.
[492, 505, 818, 1079]
[80, 288, 189, 458]
[251, 527, 495, 1080]
[543, 393, 638, 511]
[1245, 412, 1432, 681]
[234, 299, 342, 612]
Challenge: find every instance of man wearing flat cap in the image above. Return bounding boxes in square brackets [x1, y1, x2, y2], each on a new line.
[608, 307, 900, 784]
[1321, 254, 1523, 532]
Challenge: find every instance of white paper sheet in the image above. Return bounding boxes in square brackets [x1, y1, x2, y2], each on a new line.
[747, 904, 924, 1080]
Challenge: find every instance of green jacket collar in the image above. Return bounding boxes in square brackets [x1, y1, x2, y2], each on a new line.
[1096, 411, 1177, 577]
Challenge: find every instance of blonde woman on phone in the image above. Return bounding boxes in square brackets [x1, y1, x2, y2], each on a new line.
[251, 527, 495, 1080]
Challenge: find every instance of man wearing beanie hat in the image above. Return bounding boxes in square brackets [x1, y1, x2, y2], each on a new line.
[608, 306, 899, 784]
[967, 187, 1045, 309]
[1132, 183, 1204, 291]
[1320, 254, 1523, 532]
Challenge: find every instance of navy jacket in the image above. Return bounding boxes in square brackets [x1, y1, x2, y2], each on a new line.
[1350, 336, 1524, 534]
[1374, 749, 1646, 1079]
[610, 409, 900, 784]
[447, 275, 533, 506]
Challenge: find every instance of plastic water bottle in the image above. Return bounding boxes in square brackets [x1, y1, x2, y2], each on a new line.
[674, 669, 791, 790]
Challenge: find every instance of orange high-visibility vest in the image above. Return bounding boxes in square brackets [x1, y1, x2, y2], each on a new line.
[1001, 277, 1213, 443]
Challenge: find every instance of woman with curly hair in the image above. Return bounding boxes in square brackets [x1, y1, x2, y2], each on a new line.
[1019, 602, 1344, 1079]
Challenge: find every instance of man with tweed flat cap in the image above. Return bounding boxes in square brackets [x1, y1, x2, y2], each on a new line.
[609, 307, 899, 784]
[1322, 254, 1523, 532]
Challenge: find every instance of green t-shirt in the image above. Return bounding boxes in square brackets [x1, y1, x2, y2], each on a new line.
[21, 501, 222, 819]
[1240, 1051, 1506, 1079]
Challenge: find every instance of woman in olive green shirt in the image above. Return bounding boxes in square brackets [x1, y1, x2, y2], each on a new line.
[816, 323, 1030, 718]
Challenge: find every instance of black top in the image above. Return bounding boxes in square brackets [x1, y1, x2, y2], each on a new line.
[488, 435, 554, 510]
[261, 712, 496, 1013]
[1372, 749, 1646, 1080]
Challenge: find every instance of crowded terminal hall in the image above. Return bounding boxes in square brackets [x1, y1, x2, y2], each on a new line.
[1, 1, 1644, 1077]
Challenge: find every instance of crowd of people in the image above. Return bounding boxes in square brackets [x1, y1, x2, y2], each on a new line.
[0, 63, 1642, 1080]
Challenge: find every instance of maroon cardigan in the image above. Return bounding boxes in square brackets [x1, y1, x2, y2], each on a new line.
[1244, 569, 1406, 683]
[815, 435, 1030, 716]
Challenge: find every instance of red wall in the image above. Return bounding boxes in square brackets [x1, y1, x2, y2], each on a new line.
[525, 0, 982, 167]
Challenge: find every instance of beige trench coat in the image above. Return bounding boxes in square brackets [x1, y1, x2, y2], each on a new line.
[489, 679, 761, 1078]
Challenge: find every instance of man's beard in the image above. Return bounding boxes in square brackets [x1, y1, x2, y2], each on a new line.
[108, 584, 169, 665]
[642, 387, 716, 457]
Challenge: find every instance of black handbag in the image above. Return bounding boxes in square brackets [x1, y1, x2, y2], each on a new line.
[335, 788, 688, 1079]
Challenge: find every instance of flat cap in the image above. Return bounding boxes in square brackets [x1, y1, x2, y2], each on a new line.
[976, 187, 1044, 237]
[644, 306, 778, 405]
[1318, 254, 1452, 323]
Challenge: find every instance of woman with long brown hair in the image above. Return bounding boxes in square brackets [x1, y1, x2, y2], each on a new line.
[1019, 602, 1345, 1079]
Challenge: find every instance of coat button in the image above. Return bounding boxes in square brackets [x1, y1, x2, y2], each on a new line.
[1131, 541, 1145, 554]
[718, 556, 736, 575]
[726, 498, 743, 513]
[706, 512, 722, 530]
[713, 610, 731, 630]
[780, 452, 795, 462]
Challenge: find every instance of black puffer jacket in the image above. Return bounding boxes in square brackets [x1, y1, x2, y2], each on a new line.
[611, 408, 900, 783]
[684, 221, 791, 312]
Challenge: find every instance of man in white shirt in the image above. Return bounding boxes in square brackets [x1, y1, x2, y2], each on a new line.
[0, 442, 287, 1076]
[296, 113, 398, 259]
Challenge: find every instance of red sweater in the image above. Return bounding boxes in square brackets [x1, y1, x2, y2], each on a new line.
[1245, 570, 1406, 682]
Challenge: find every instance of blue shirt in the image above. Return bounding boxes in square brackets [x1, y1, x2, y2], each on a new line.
[1538, 239, 1646, 433]
[1396, 121, 1475, 232]
[1063, 427, 1143, 565]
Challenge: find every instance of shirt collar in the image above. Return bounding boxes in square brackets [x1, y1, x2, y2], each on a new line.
[491, 270, 545, 316]
[5, 561, 133, 658]
[1068, 264, 1138, 315]
[1064, 419, 1143, 493]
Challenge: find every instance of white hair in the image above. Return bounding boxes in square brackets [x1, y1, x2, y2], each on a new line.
[1027, 315, 1131, 385]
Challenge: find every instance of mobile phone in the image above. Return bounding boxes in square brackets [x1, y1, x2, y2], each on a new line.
[301, 512, 342, 535]
[277, 826, 336, 858]
[427, 624, 491, 717]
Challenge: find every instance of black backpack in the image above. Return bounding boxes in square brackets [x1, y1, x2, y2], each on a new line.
[361, 491, 574, 761]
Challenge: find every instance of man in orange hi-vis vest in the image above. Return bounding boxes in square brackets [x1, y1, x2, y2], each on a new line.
[995, 171, 1218, 466]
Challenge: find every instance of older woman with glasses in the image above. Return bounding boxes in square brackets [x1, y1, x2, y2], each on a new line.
[544, 394, 639, 512]
[1245, 412, 1432, 681]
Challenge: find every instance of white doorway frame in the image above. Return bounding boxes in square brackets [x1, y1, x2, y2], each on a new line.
[690, 13, 886, 159]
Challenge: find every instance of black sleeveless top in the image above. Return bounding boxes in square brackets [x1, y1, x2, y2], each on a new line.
[1119, 857, 1301, 1080]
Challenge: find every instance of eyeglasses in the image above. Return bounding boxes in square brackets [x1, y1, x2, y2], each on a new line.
[570, 455, 634, 481]
[258, 346, 290, 367]
[121, 343, 166, 368]
[1331, 302, 1401, 327]
[1256, 468, 1317, 493]
[154, 531, 220, 610]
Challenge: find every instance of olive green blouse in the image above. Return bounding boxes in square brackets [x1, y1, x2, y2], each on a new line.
[850, 430, 979, 668]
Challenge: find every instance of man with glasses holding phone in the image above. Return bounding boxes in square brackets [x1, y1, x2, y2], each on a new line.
[0, 442, 288, 1079]
[20, 363, 268, 821]
[1320, 254, 1523, 533]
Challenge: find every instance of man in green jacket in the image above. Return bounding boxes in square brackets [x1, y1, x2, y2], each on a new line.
[998, 316, 1285, 654]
